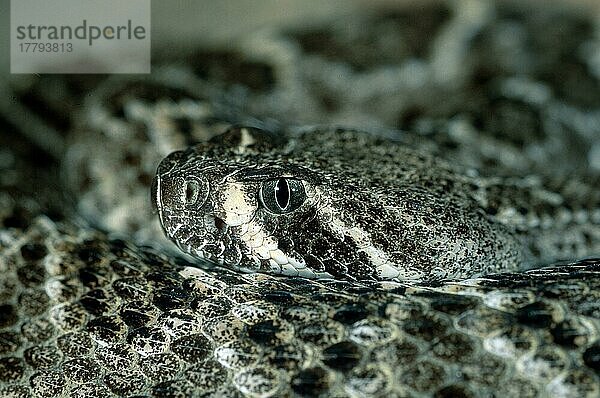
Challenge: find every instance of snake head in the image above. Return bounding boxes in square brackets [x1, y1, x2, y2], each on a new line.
[152, 126, 333, 277]
[154, 126, 525, 282]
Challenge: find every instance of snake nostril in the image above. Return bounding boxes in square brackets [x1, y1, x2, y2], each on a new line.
[184, 180, 200, 205]
[214, 217, 227, 232]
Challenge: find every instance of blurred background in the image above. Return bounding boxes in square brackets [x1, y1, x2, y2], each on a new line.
[1, 0, 599, 76]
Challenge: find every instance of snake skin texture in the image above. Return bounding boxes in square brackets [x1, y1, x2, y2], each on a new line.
[153, 126, 599, 281]
[0, 206, 599, 397]
[1, 0, 600, 397]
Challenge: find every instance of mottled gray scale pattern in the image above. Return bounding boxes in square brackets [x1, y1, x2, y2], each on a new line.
[0, 210, 597, 397]
[154, 127, 599, 281]
[1, 0, 600, 397]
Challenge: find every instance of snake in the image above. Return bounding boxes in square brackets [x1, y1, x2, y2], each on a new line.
[152, 125, 599, 282]
[1, 1, 600, 397]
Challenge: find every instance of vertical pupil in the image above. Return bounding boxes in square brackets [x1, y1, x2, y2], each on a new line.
[275, 178, 290, 210]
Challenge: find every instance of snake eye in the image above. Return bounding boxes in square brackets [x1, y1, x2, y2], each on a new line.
[260, 178, 306, 214]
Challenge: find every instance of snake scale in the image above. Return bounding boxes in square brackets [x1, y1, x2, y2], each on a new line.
[1, 1, 600, 397]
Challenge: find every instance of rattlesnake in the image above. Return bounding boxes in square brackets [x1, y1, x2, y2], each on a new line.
[153, 126, 599, 282]
[1, 1, 600, 397]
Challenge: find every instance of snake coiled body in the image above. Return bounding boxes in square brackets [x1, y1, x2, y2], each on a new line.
[1, 1, 600, 397]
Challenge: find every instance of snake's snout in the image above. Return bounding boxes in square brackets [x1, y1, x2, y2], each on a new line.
[152, 172, 209, 213]
[153, 150, 211, 214]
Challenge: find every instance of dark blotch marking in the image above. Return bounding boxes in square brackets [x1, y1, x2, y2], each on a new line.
[87, 315, 126, 344]
[322, 341, 361, 371]
[20, 243, 47, 262]
[291, 367, 330, 396]
[153, 286, 191, 311]
[402, 313, 450, 341]
[332, 304, 370, 324]
[247, 320, 281, 345]
[77, 244, 104, 265]
[0, 305, 18, 328]
[551, 320, 586, 348]
[119, 301, 154, 329]
[516, 302, 556, 328]
[79, 289, 111, 316]
[428, 293, 480, 315]
[262, 290, 294, 305]
[3, 206, 32, 229]
[583, 344, 600, 372]
[434, 384, 475, 398]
